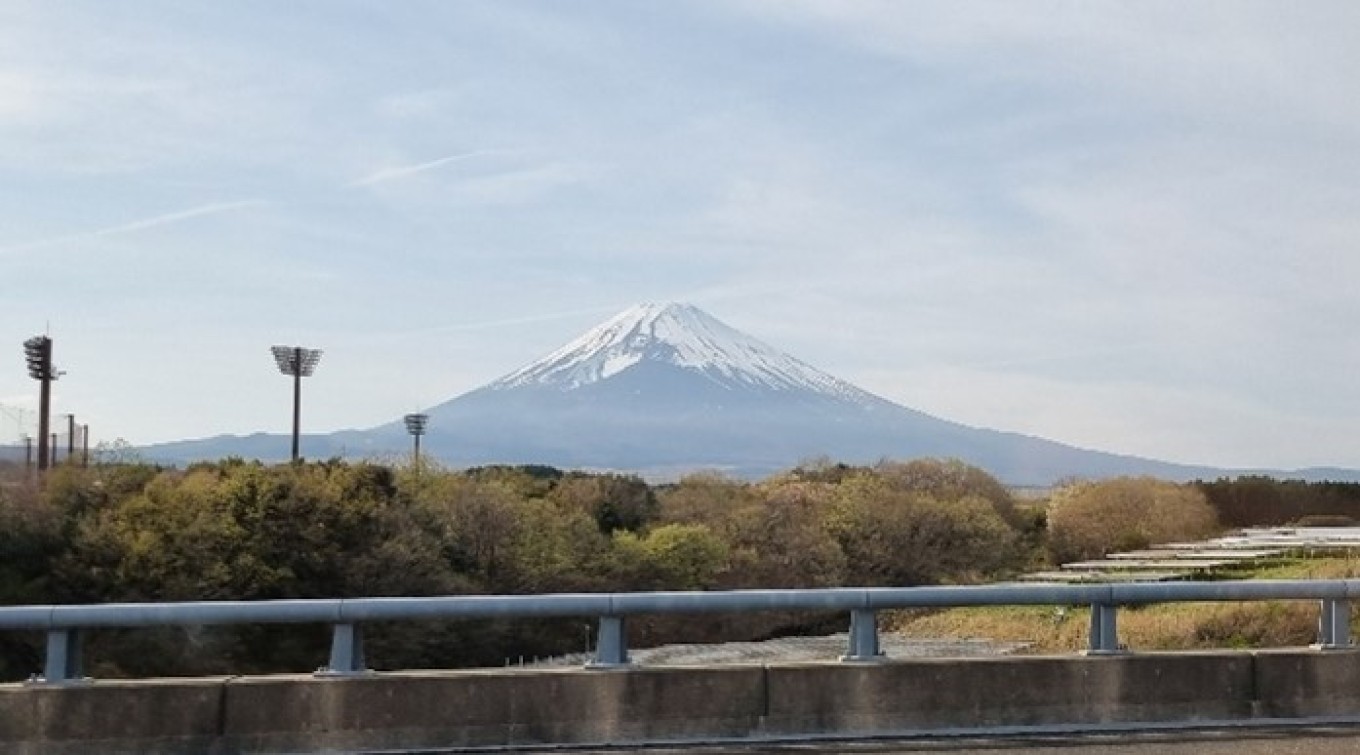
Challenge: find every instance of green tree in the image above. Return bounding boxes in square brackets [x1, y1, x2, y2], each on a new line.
[0, 479, 65, 604]
[608, 523, 729, 590]
[825, 473, 1021, 586]
[548, 473, 657, 534]
[874, 458, 1020, 525]
[726, 480, 846, 589]
[656, 472, 757, 526]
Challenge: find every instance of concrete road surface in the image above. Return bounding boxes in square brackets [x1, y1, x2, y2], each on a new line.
[463, 726, 1360, 755]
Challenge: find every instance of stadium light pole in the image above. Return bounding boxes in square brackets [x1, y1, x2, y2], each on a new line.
[271, 345, 322, 463]
[22, 336, 57, 473]
[403, 413, 429, 465]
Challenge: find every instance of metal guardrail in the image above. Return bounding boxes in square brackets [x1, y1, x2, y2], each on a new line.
[1, 579, 1356, 684]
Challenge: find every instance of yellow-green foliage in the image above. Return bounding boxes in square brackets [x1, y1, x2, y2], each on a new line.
[733, 480, 848, 588]
[823, 471, 1020, 586]
[893, 558, 1360, 653]
[873, 458, 1020, 524]
[64, 461, 458, 601]
[9, 458, 1354, 675]
[893, 600, 1320, 653]
[1046, 477, 1219, 564]
[610, 523, 729, 590]
[0, 457, 1037, 678]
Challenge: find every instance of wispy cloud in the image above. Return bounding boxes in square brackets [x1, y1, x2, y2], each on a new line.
[409, 305, 625, 335]
[94, 199, 263, 236]
[0, 199, 263, 255]
[345, 150, 498, 188]
[2, 3, 1356, 467]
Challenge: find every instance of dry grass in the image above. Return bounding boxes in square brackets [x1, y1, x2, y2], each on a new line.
[888, 558, 1360, 653]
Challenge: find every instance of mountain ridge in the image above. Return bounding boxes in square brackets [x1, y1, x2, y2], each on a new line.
[139, 303, 1360, 485]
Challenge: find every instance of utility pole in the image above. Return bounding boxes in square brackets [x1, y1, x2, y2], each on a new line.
[81, 423, 89, 467]
[65, 414, 75, 461]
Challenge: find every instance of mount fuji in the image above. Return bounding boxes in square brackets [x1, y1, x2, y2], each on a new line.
[340, 302, 1227, 484]
[147, 302, 1244, 484]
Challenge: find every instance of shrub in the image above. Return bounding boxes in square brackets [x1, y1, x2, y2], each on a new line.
[1046, 477, 1219, 564]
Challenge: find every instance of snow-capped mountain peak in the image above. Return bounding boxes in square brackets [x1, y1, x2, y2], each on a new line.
[488, 302, 875, 402]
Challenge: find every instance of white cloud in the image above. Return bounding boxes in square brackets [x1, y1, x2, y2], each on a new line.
[0, 71, 39, 120]
[346, 151, 501, 188]
[736, 1, 1360, 124]
[449, 161, 597, 206]
[0, 200, 263, 255]
[858, 363, 1358, 471]
[0, 2, 1356, 469]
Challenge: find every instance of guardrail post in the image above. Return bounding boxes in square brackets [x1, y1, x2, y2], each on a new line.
[1086, 603, 1122, 655]
[319, 623, 367, 676]
[588, 616, 628, 668]
[41, 628, 83, 684]
[1315, 599, 1352, 650]
[842, 608, 883, 662]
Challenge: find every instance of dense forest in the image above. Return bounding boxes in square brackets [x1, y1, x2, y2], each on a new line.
[0, 455, 1357, 681]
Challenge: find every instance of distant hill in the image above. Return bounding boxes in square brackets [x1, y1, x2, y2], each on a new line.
[142, 303, 1360, 486]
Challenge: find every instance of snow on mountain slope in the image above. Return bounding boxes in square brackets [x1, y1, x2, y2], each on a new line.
[489, 302, 877, 404]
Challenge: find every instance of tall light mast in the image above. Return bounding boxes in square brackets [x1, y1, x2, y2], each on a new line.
[271, 345, 323, 462]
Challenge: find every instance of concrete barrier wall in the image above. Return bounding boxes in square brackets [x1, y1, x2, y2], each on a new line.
[222, 667, 768, 753]
[762, 653, 1260, 734]
[3, 651, 1360, 754]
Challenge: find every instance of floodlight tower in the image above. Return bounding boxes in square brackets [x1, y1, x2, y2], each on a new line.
[403, 413, 429, 464]
[22, 336, 57, 472]
[271, 345, 323, 462]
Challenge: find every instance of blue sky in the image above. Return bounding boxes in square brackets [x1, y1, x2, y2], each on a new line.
[2, 1, 1358, 471]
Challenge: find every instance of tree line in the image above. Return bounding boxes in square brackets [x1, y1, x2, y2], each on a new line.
[0, 455, 1355, 680]
[1195, 475, 1360, 528]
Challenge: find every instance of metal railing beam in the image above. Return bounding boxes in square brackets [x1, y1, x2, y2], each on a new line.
[0, 579, 1353, 684]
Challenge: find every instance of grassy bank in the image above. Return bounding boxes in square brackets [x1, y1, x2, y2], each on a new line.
[888, 557, 1360, 653]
